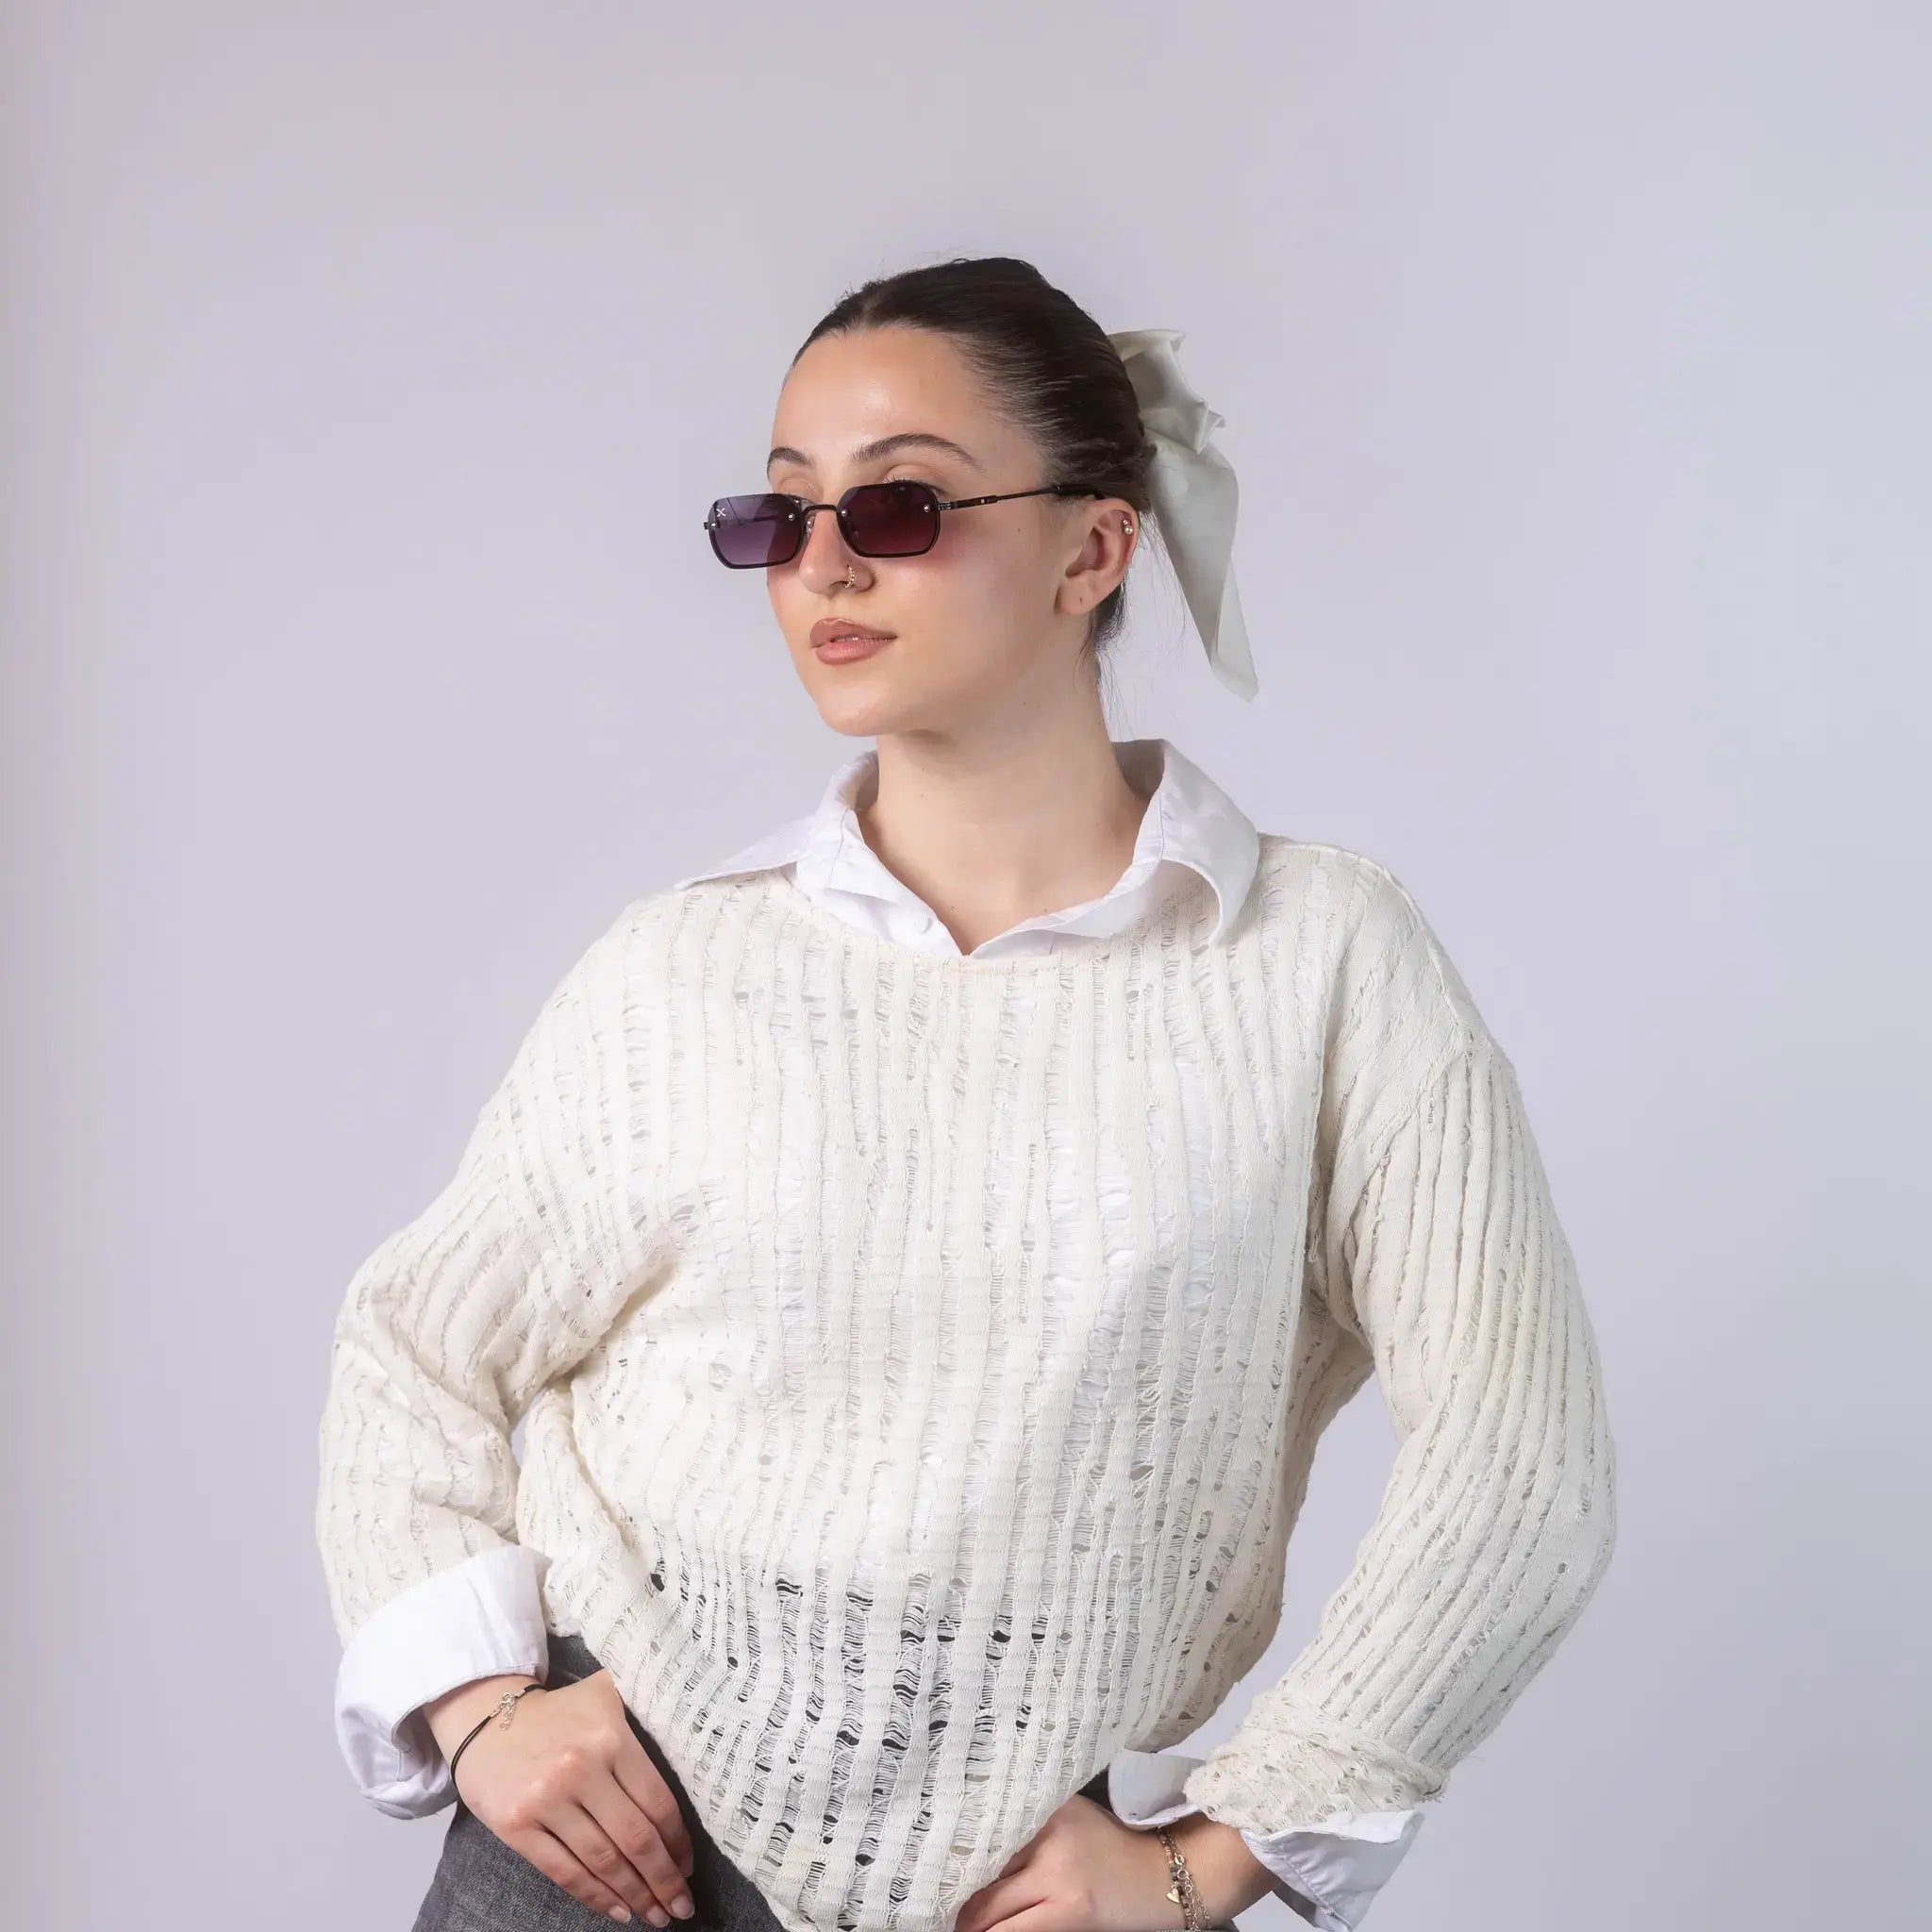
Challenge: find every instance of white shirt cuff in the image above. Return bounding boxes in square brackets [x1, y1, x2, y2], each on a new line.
[1107, 1747, 1425, 1930]
[331, 1543, 553, 1817]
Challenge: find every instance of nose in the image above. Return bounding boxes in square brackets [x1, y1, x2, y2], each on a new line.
[795, 498, 866, 590]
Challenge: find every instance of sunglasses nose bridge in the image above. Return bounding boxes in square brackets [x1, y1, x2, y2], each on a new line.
[791, 492, 861, 569]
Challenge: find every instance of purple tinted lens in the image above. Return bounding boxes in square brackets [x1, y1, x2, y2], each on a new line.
[708, 493, 803, 567]
[841, 481, 940, 556]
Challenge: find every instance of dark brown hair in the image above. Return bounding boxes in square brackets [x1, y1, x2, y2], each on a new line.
[793, 256, 1158, 680]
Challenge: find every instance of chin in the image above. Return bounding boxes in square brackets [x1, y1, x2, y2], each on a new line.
[811, 692, 910, 739]
[807, 674, 947, 741]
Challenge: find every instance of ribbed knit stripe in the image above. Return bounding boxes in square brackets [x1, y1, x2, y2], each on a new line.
[315, 836, 1616, 1932]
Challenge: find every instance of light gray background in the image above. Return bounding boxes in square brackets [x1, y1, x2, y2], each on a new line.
[6, 3, 1926, 1926]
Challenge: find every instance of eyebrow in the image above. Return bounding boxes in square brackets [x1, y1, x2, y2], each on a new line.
[765, 432, 984, 477]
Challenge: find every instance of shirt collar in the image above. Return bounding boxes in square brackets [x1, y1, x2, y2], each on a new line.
[674, 736, 1260, 941]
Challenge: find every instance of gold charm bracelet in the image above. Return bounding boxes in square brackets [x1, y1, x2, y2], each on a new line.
[1153, 1823, 1213, 1928]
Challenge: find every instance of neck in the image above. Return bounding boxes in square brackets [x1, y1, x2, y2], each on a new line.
[853, 719, 1158, 958]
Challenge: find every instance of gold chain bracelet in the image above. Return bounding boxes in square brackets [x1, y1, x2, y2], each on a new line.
[1153, 1823, 1212, 1929]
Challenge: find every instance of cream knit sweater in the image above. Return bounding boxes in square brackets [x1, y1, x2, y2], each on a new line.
[314, 837, 1616, 1932]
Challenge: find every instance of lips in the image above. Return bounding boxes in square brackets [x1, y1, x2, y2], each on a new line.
[811, 618, 897, 648]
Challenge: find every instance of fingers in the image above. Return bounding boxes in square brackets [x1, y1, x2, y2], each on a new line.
[950, 1868, 1051, 1932]
[608, 1731, 696, 1880]
[575, 1671, 696, 1885]
[509, 1821, 647, 1924]
[541, 1769, 691, 1924]
[963, 1906, 1062, 1932]
[578, 1760, 695, 1922]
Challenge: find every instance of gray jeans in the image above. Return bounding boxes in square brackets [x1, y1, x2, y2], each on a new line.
[412, 1627, 1117, 1930]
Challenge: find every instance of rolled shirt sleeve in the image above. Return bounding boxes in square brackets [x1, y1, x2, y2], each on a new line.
[1108, 1748, 1423, 1930]
[331, 1544, 553, 1817]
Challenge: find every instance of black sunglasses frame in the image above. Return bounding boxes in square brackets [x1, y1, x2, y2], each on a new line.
[703, 480, 1109, 569]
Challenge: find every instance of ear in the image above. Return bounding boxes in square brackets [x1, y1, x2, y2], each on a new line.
[1056, 499, 1137, 616]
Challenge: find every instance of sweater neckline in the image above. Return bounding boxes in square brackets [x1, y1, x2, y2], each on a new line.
[758, 860, 1218, 977]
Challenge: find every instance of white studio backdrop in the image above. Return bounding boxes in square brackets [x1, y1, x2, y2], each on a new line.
[4, 4, 1926, 1928]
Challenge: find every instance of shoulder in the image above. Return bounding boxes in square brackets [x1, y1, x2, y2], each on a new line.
[510, 882, 694, 1037]
[547, 870, 794, 1004]
[493, 881, 718, 1099]
[583, 871, 758, 956]
[1250, 832, 1492, 1061]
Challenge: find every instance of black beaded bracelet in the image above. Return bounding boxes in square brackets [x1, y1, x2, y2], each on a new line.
[447, 1681, 546, 1782]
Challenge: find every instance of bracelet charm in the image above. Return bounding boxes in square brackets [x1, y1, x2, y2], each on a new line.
[447, 1679, 545, 1782]
[1153, 1824, 1212, 1929]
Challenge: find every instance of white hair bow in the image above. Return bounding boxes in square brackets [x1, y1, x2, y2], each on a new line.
[1107, 327, 1258, 701]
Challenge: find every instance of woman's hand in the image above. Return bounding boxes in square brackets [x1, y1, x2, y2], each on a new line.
[951, 1791, 1271, 1931]
[424, 1669, 697, 1926]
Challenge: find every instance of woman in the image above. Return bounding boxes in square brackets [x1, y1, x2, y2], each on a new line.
[315, 256, 1617, 1932]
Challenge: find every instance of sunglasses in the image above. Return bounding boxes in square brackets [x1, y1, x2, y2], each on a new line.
[702, 479, 1107, 570]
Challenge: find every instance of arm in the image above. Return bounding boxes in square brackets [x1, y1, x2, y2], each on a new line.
[1108, 1753, 1419, 1930]
[1181, 862, 1619, 1876]
[313, 907, 657, 1812]
[1108, 1752, 1422, 1931]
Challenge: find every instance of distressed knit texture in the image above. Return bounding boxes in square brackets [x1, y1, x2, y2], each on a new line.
[314, 836, 1616, 1932]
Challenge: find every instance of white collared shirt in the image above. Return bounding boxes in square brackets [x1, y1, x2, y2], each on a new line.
[683, 735, 1261, 960]
[331, 736, 1424, 1931]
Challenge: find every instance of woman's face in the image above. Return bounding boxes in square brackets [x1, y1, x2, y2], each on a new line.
[761, 325, 1131, 739]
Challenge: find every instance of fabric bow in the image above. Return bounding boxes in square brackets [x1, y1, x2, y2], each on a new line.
[1107, 327, 1258, 701]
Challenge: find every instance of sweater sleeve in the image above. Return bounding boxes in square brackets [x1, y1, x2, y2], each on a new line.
[312, 908, 650, 1659]
[1181, 860, 1619, 1835]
